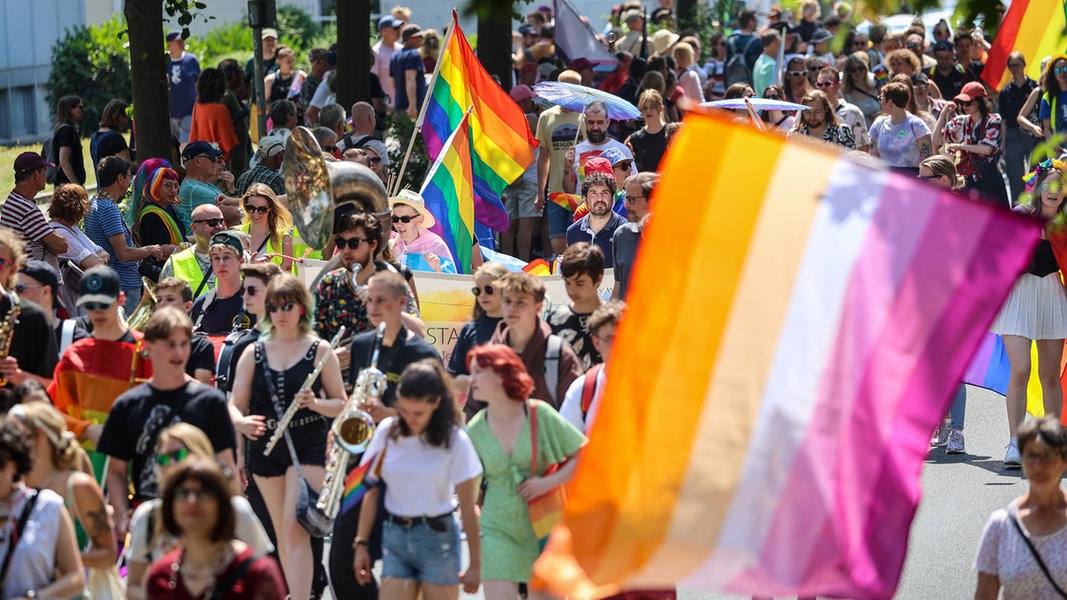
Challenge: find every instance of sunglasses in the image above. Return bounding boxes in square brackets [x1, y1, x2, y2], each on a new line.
[266, 301, 297, 313]
[244, 285, 260, 297]
[368, 157, 382, 165]
[788, 70, 808, 77]
[918, 174, 941, 181]
[83, 301, 113, 311]
[765, 94, 781, 100]
[174, 487, 212, 502]
[392, 214, 420, 224]
[244, 205, 269, 215]
[847, 66, 866, 73]
[335, 236, 369, 249]
[155, 447, 190, 467]
[471, 285, 494, 297]
[323, 145, 339, 153]
[193, 217, 226, 227]
[815, 81, 835, 88]
[614, 161, 633, 170]
[955, 99, 976, 107]
[196, 155, 221, 163]
[13, 282, 41, 294]
[1056, 67, 1067, 75]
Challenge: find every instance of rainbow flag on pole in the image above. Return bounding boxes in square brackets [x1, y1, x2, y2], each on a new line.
[422, 109, 476, 274]
[532, 112, 1040, 600]
[420, 10, 538, 233]
[982, 0, 1067, 89]
[339, 451, 382, 515]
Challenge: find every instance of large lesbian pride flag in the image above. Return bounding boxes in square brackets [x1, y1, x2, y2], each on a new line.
[982, 0, 1067, 89]
[532, 112, 1040, 600]
[420, 11, 537, 234]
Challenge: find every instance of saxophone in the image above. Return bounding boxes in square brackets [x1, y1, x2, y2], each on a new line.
[0, 294, 20, 387]
[317, 322, 386, 519]
[263, 326, 348, 456]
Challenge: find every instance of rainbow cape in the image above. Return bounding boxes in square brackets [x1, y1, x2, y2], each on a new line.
[340, 451, 382, 515]
[421, 110, 475, 274]
[420, 10, 538, 233]
[532, 111, 1039, 599]
[982, 0, 1067, 89]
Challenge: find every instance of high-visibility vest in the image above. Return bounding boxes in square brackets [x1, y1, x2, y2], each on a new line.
[171, 247, 214, 296]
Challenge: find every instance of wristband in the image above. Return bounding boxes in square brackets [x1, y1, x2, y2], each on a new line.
[354, 538, 369, 548]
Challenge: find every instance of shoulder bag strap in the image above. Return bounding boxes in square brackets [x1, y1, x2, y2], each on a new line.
[256, 342, 307, 481]
[209, 552, 263, 600]
[60, 319, 77, 356]
[0, 490, 39, 588]
[1008, 510, 1067, 598]
[544, 335, 562, 406]
[581, 364, 604, 416]
[529, 400, 539, 477]
[194, 260, 215, 297]
[193, 288, 218, 333]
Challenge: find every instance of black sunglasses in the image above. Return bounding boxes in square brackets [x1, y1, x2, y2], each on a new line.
[244, 205, 269, 215]
[471, 285, 494, 297]
[335, 236, 369, 250]
[83, 301, 113, 311]
[193, 218, 226, 227]
[392, 214, 420, 224]
[266, 301, 297, 313]
[244, 285, 260, 297]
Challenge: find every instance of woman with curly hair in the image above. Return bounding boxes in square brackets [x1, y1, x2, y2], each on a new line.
[465, 344, 585, 599]
[238, 183, 296, 272]
[990, 159, 1067, 466]
[48, 184, 108, 271]
[353, 360, 484, 597]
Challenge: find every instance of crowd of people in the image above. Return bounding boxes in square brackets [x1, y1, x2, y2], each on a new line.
[2, 1, 1067, 598]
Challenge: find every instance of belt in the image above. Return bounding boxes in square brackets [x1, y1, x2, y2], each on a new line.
[263, 415, 325, 430]
[386, 511, 454, 530]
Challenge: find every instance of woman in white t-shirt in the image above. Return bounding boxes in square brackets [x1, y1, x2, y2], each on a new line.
[354, 360, 483, 598]
[48, 184, 110, 315]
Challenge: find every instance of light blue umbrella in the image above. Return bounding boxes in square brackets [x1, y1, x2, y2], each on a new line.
[701, 98, 810, 111]
[533, 81, 642, 120]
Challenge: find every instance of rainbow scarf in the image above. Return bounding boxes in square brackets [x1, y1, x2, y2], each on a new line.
[421, 110, 476, 274]
[340, 450, 383, 515]
[532, 111, 1040, 599]
[420, 10, 538, 234]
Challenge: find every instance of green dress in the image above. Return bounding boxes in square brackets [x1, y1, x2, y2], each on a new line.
[467, 400, 586, 582]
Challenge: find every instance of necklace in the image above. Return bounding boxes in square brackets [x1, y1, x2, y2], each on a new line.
[168, 543, 235, 597]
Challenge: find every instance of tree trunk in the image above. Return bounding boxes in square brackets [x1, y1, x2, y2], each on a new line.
[677, 0, 698, 32]
[476, 6, 513, 93]
[336, 0, 370, 109]
[125, 0, 171, 162]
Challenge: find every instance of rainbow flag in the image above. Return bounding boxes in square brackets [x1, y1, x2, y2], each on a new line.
[523, 259, 554, 276]
[964, 333, 1067, 421]
[421, 110, 476, 274]
[340, 451, 382, 515]
[532, 112, 1040, 600]
[421, 11, 538, 233]
[549, 192, 581, 212]
[983, 0, 1067, 89]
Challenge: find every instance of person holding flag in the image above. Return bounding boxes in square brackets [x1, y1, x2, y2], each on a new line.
[389, 190, 456, 274]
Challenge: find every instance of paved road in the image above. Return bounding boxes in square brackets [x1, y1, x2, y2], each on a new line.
[329, 385, 1026, 600]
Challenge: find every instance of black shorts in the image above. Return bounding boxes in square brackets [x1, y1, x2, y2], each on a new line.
[248, 417, 329, 478]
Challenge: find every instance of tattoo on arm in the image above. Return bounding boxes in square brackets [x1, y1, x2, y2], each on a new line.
[83, 505, 111, 539]
[920, 142, 932, 159]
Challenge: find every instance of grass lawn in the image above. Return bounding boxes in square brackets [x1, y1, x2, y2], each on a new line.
[0, 137, 98, 202]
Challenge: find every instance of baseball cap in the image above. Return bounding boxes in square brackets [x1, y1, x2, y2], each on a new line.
[13, 152, 53, 176]
[583, 157, 614, 178]
[932, 40, 954, 53]
[623, 8, 643, 23]
[18, 260, 59, 304]
[955, 81, 988, 102]
[165, 30, 182, 42]
[308, 48, 328, 63]
[401, 24, 423, 42]
[599, 147, 630, 167]
[182, 141, 224, 162]
[77, 266, 121, 307]
[378, 15, 403, 31]
[259, 135, 287, 159]
[811, 28, 834, 44]
[261, 28, 279, 40]
[360, 139, 391, 166]
[570, 58, 595, 72]
[519, 24, 537, 36]
[510, 84, 537, 102]
[210, 231, 245, 257]
[911, 72, 930, 86]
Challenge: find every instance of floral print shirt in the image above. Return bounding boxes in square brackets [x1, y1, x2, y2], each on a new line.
[313, 263, 419, 341]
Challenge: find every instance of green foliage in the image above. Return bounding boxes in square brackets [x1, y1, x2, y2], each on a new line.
[186, 5, 336, 72]
[164, 0, 215, 40]
[46, 14, 132, 137]
[276, 4, 324, 50]
[386, 114, 429, 193]
[186, 21, 253, 68]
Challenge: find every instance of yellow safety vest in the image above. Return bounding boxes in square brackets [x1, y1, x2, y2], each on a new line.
[171, 247, 214, 297]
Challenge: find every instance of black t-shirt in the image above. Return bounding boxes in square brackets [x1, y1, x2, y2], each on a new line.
[139, 205, 186, 246]
[53, 123, 86, 186]
[190, 288, 246, 335]
[930, 66, 967, 101]
[447, 316, 501, 376]
[1000, 78, 1039, 127]
[186, 333, 217, 379]
[348, 326, 440, 407]
[97, 380, 236, 502]
[2, 294, 57, 380]
[629, 127, 668, 173]
[53, 319, 90, 352]
[91, 130, 128, 169]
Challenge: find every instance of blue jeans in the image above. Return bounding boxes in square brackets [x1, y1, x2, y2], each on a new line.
[121, 286, 142, 320]
[950, 384, 966, 430]
[381, 516, 461, 585]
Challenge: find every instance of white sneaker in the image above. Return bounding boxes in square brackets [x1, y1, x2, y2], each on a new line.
[931, 420, 951, 447]
[1004, 441, 1022, 467]
[947, 429, 965, 454]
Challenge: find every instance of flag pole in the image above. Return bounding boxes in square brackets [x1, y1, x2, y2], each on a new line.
[391, 9, 459, 197]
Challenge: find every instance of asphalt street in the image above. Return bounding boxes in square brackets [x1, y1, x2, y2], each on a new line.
[329, 385, 1025, 600]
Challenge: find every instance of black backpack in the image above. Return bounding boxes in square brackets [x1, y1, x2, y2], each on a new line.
[725, 35, 761, 87]
[40, 123, 73, 184]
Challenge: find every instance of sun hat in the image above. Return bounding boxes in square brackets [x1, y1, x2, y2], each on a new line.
[389, 189, 436, 229]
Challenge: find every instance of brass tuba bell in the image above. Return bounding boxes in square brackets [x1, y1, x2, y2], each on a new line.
[282, 126, 391, 251]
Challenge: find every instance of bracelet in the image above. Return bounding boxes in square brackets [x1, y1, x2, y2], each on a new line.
[354, 538, 369, 548]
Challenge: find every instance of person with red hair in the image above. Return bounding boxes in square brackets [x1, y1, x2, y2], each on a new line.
[465, 343, 585, 600]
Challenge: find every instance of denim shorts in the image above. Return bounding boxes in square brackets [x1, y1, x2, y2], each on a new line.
[547, 201, 573, 238]
[381, 515, 461, 585]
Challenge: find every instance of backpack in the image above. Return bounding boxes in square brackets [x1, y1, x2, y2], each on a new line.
[580, 363, 604, 419]
[725, 35, 760, 87]
[41, 123, 72, 185]
[543, 334, 563, 406]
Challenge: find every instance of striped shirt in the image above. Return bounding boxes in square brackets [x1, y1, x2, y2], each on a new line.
[84, 196, 141, 288]
[1, 191, 56, 272]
